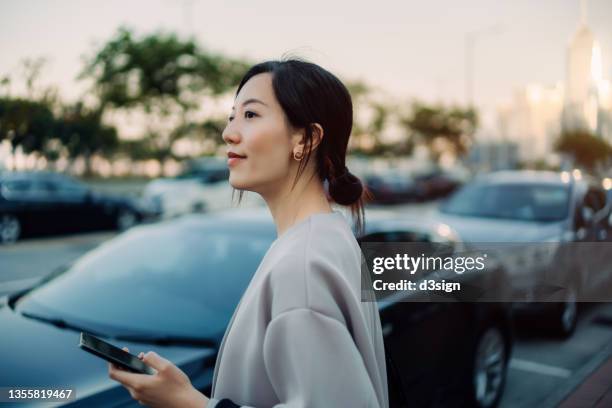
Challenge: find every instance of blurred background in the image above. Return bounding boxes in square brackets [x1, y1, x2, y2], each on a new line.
[1, 1, 612, 407]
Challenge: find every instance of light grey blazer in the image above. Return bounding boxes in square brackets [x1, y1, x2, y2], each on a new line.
[207, 211, 389, 408]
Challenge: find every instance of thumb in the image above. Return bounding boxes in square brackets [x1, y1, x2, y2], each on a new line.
[141, 351, 170, 371]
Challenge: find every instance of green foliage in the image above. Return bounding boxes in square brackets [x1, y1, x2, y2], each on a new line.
[345, 80, 370, 102]
[80, 27, 249, 111]
[79, 27, 250, 161]
[0, 97, 120, 173]
[0, 97, 56, 154]
[345, 80, 404, 156]
[118, 139, 160, 161]
[401, 102, 478, 159]
[56, 103, 119, 157]
[555, 130, 612, 170]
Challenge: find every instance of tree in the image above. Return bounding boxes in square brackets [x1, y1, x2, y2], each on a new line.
[0, 58, 66, 168]
[55, 103, 119, 175]
[0, 98, 56, 156]
[345, 80, 404, 155]
[555, 130, 612, 171]
[401, 102, 478, 162]
[80, 27, 250, 163]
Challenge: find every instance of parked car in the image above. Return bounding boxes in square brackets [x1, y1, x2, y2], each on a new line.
[364, 170, 424, 204]
[0, 171, 146, 243]
[603, 177, 612, 239]
[360, 212, 513, 408]
[414, 170, 466, 201]
[433, 170, 612, 337]
[0, 208, 512, 407]
[141, 157, 264, 218]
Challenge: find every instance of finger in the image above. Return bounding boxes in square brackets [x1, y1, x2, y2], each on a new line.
[141, 351, 170, 371]
[109, 363, 148, 387]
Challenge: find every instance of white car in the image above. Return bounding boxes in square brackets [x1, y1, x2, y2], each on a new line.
[142, 159, 263, 218]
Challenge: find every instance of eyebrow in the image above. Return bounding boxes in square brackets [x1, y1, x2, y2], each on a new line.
[231, 98, 268, 110]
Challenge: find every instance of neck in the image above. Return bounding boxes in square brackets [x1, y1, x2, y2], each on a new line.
[261, 166, 333, 237]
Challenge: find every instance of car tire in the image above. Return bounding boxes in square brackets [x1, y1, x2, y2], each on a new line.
[0, 214, 21, 244]
[549, 284, 578, 338]
[468, 324, 508, 408]
[115, 209, 138, 231]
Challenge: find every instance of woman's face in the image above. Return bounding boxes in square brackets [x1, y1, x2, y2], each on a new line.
[222, 73, 300, 194]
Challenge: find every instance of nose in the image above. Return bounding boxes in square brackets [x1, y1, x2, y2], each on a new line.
[222, 122, 241, 145]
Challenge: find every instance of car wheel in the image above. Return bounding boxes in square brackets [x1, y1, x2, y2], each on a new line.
[116, 209, 138, 231]
[470, 325, 508, 408]
[0, 214, 21, 244]
[550, 284, 578, 338]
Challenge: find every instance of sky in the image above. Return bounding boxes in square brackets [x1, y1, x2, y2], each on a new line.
[1, 0, 612, 135]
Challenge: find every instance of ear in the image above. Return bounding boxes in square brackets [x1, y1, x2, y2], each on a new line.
[292, 123, 324, 157]
[310, 123, 324, 150]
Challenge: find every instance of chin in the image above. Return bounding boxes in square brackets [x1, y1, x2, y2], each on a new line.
[229, 175, 252, 191]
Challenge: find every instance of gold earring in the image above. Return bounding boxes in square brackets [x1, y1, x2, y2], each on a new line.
[293, 150, 303, 161]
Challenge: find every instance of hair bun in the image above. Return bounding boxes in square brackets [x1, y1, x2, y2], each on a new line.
[329, 167, 363, 206]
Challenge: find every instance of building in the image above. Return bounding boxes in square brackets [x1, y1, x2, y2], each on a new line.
[497, 83, 564, 163]
[498, 0, 612, 162]
[562, 0, 604, 135]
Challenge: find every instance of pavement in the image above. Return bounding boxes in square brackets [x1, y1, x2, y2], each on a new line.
[540, 338, 612, 408]
[558, 356, 612, 407]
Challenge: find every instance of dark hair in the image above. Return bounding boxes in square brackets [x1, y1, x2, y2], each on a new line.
[231, 58, 369, 233]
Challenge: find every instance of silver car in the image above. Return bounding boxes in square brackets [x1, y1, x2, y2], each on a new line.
[432, 170, 612, 337]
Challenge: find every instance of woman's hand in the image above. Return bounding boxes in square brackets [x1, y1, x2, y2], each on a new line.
[108, 347, 209, 408]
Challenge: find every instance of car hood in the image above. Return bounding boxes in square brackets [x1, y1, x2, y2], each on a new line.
[0, 305, 216, 407]
[432, 212, 565, 242]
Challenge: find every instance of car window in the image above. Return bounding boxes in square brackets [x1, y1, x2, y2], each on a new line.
[2, 179, 32, 197]
[441, 183, 570, 222]
[52, 178, 89, 196]
[205, 168, 230, 183]
[1, 178, 53, 199]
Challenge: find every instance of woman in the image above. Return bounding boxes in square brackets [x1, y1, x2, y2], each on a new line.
[108, 59, 389, 408]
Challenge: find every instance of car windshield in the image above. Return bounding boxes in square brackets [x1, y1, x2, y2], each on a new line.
[440, 182, 570, 222]
[16, 220, 275, 339]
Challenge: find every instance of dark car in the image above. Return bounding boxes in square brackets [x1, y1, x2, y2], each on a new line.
[603, 177, 612, 239]
[179, 158, 230, 184]
[0, 208, 512, 408]
[360, 213, 513, 408]
[0, 171, 145, 243]
[414, 170, 465, 201]
[434, 170, 612, 337]
[364, 170, 423, 204]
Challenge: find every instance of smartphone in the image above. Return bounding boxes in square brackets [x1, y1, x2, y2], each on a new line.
[78, 332, 155, 375]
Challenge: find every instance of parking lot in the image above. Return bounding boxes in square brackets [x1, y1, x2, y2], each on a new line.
[2, 201, 612, 407]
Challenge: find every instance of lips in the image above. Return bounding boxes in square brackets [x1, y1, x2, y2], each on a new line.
[227, 152, 247, 159]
